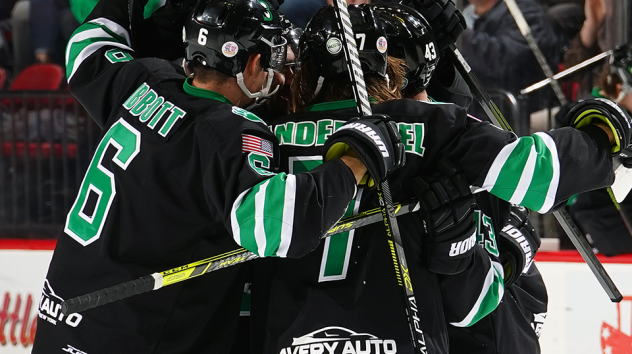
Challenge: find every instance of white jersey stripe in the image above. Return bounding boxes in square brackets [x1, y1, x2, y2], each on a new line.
[230, 188, 251, 246]
[482, 139, 519, 191]
[277, 174, 297, 257]
[535, 132, 560, 213]
[509, 143, 538, 204]
[450, 260, 504, 327]
[68, 42, 132, 81]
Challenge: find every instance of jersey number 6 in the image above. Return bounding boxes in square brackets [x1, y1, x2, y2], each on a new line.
[65, 119, 141, 246]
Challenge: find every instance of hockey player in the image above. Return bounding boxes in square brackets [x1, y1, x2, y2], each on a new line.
[376, 4, 548, 353]
[31, 0, 403, 353]
[249, 3, 630, 354]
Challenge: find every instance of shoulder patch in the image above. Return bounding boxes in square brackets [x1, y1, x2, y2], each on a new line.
[242, 134, 274, 157]
[232, 106, 266, 125]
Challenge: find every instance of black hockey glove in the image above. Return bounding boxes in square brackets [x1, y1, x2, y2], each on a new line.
[565, 97, 632, 154]
[497, 205, 541, 286]
[412, 158, 477, 275]
[620, 147, 632, 168]
[324, 114, 405, 187]
[401, 0, 466, 52]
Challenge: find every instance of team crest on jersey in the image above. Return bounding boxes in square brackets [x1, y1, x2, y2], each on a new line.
[38, 280, 83, 328]
[279, 326, 397, 354]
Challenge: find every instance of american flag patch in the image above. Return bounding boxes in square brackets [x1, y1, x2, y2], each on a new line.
[242, 134, 274, 157]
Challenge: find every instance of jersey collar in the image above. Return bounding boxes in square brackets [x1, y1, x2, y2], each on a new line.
[304, 98, 377, 112]
[183, 78, 232, 104]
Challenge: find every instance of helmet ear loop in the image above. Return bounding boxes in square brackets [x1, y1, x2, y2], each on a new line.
[182, 59, 195, 77]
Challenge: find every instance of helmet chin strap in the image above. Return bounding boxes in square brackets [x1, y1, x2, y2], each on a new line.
[236, 69, 281, 100]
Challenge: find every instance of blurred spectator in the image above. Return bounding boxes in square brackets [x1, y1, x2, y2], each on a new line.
[537, 0, 584, 48]
[561, 0, 605, 98]
[29, 0, 79, 65]
[557, 45, 632, 256]
[459, 0, 560, 118]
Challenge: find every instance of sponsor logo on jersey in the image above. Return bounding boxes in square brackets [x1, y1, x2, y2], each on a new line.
[449, 231, 477, 257]
[501, 224, 533, 273]
[376, 36, 388, 54]
[326, 38, 343, 55]
[222, 41, 239, 58]
[38, 280, 83, 328]
[338, 122, 389, 157]
[279, 326, 398, 354]
[63, 344, 88, 354]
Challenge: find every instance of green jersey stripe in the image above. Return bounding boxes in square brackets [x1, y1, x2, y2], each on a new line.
[482, 139, 519, 199]
[483, 134, 560, 213]
[278, 174, 297, 257]
[255, 179, 271, 256]
[231, 174, 298, 257]
[508, 143, 538, 205]
[533, 133, 560, 213]
[450, 261, 505, 327]
[66, 19, 132, 81]
[486, 139, 530, 201]
[231, 184, 262, 255]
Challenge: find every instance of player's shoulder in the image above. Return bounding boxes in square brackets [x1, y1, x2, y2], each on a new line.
[374, 98, 467, 125]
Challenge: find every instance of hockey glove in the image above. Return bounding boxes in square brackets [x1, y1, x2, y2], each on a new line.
[324, 114, 405, 187]
[412, 158, 477, 275]
[565, 97, 632, 154]
[402, 0, 467, 52]
[497, 205, 541, 286]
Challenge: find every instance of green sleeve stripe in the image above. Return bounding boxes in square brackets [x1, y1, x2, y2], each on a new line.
[484, 138, 531, 201]
[450, 261, 505, 327]
[232, 183, 262, 255]
[522, 133, 559, 213]
[483, 134, 559, 213]
[231, 174, 296, 257]
[66, 18, 133, 81]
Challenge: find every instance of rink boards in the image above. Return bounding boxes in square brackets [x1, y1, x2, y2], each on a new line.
[1, 241, 631, 354]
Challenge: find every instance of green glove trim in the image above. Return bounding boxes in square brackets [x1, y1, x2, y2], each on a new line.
[574, 109, 622, 153]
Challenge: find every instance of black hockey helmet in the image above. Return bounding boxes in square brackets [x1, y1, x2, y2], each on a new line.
[299, 4, 389, 82]
[183, 0, 287, 98]
[280, 14, 303, 59]
[374, 3, 439, 94]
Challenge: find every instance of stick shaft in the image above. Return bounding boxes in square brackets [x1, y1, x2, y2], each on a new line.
[332, 1, 428, 352]
[61, 200, 420, 315]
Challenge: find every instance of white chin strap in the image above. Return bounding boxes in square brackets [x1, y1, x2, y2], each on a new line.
[236, 69, 281, 101]
[313, 76, 325, 97]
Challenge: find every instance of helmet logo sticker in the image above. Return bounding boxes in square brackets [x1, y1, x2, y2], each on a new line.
[326, 38, 342, 55]
[258, 1, 273, 22]
[222, 42, 239, 58]
[376, 36, 388, 53]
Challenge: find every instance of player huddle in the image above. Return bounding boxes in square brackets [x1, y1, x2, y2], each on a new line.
[31, 0, 632, 354]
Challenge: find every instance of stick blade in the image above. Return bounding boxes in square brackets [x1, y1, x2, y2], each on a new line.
[612, 157, 632, 203]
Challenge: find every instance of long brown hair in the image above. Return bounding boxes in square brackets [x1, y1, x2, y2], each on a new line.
[291, 56, 407, 111]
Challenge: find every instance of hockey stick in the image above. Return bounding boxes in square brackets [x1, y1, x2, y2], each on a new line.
[60, 199, 421, 315]
[445, 45, 623, 302]
[521, 50, 613, 95]
[331, 2, 428, 353]
[503, 0, 566, 105]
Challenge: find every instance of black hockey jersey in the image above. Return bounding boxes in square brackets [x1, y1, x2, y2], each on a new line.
[252, 94, 613, 354]
[31, 1, 357, 353]
[250, 98, 612, 354]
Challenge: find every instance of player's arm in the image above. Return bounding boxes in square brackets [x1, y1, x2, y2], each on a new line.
[443, 103, 628, 213]
[213, 114, 404, 258]
[65, 0, 148, 127]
